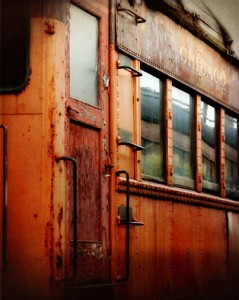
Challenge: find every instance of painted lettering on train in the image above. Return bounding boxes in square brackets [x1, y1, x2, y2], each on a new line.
[179, 46, 226, 88]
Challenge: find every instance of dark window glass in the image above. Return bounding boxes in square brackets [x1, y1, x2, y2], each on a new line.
[141, 71, 164, 180]
[172, 86, 194, 188]
[225, 114, 239, 198]
[0, 0, 30, 93]
[201, 101, 219, 192]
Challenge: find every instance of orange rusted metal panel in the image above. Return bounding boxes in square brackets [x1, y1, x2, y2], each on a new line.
[227, 212, 239, 297]
[116, 193, 230, 300]
[0, 12, 68, 300]
[69, 123, 101, 242]
[195, 94, 203, 192]
[132, 60, 142, 181]
[219, 109, 226, 198]
[0, 124, 4, 300]
[109, 45, 120, 284]
[117, 57, 135, 178]
[165, 79, 173, 186]
[64, 0, 111, 291]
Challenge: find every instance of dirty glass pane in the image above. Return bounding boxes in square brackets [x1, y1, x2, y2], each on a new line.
[141, 71, 164, 180]
[172, 86, 193, 187]
[201, 101, 218, 191]
[0, 0, 30, 93]
[70, 4, 98, 106]
[225, 114, 239, 198]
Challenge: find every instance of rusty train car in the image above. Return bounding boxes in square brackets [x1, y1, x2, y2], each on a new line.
[1, 0, 239, 299]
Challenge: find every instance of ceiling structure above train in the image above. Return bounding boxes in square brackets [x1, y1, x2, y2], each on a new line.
[124, 0, 239, 63]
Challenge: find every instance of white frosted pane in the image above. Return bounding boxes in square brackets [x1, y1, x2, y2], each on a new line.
[70, 5, 98, 106]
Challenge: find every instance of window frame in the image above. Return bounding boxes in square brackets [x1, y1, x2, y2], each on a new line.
[171, 83, 195, 189]
[69, 3, 100, 107]
[68, 1, 107, 129]
[224, 111, 239, 199]
[200, 98, 220, 194]
[140, 64, 166, 183]
[138, 61, 238, 200]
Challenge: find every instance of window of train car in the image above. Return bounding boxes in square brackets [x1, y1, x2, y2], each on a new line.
[140, 67, 239, 199]
[0, 0, 30, 93]
[69, 4, 99, 106]
[225, 114, 239, 198]
[140, 70, 165, 181]
[201, 101, 219, 193]
[172, 86, 194, 188]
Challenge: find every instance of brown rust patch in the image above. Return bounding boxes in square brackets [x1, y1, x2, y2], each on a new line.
[45, 20, 56, 34]
[45, 221, 54, 285]
[56, 254, 63, 270]
[57, 207, 63, 228]
[45, 222, 54, 257]
[55, 207, 64, 273]
[69, 241, 104, 283]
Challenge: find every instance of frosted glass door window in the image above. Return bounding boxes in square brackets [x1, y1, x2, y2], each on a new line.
[70, 4, 99, 106]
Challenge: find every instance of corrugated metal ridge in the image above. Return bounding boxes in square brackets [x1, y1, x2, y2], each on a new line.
[117, 177, 239, 212]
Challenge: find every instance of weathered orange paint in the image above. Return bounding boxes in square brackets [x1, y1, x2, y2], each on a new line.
[195, 94, 203, 192]
[115, 189, 232, 300]
[219, 108, 226, 198]
[1, 1, 239, 300]
[109, 45, 120, 284]
[63, 0, 112, 293]
[0, 15, 67, 299]
[165, 79, 173, 186]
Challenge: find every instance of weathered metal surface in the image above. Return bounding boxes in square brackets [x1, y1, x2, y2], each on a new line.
[69, 123, 101, 241]
[117, 178, 239, 212]
[164, 79, 173, 187]
[30, 0, 68, 22]
[0, 126, 4, 299]
[0, 15, 68, 299]
[65, 0, 111, 287]
[116, 0, 239, 113]
[70, 241, 104, 284]
[116, 191, 232, 300]
[227, 212, 239, 297]
[117, 63, 136, 178]
[195, 95, 203, 192]
[219, 109, 226, 197]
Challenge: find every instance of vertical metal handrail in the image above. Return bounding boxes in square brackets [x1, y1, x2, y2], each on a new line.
[116, 170, 130, 282]
[56, 156, 78, 278]
[1, 125, 8, 272]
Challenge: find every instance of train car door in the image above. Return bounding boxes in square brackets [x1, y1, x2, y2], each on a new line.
[64, 1, 112, 298]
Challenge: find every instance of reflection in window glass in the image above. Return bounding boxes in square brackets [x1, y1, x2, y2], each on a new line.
[225, 114, 239, 197]
[201, 101, 218, 191]
[70, 4, 98, 106]
[172, 86, 193, 187]
[141, 71, 164, 180]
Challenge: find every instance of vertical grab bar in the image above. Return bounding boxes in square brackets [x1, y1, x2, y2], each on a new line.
[116, 170, 130, 282]
[56, 156, 78, 278]
[1, 125, 8, 272]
